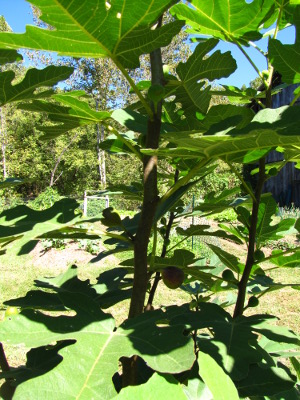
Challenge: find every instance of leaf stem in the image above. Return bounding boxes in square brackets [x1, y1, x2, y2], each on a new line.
[227, 162, 256, 202]
[249, 41, 266, 56]
[255, 98, 266, 109]
[150, 223, 158, 270]
[166, 236, 188, 255]
[105, 123, 143, 161]
[290, 91, 300, 106]
[262, 246, 300, 264]
[161, 159, 210, 205]
[234, 41, 268, 89]
[114, 60, 154, 120]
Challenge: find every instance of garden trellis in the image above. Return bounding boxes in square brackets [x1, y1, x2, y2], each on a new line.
[83, 190, 109, 217]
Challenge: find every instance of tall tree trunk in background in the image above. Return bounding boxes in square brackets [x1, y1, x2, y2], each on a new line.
[0, 107, 7, 179]
[96, 123, 106, 187]
[96, 99, 106, 188]
[49, 134, 78, 187]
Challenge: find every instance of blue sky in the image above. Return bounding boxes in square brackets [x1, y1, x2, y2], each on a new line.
[0, 0, 296, 88]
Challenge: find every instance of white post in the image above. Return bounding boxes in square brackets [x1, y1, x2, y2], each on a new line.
[105, 195, 109, 208]
[83, 191, 87, 216]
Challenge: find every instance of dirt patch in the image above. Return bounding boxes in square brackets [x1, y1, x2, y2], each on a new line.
[30, 241, 117, 270]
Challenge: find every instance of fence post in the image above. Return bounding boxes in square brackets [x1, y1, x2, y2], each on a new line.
[83, 191, 87, 217]
[105, 195, 109, 208]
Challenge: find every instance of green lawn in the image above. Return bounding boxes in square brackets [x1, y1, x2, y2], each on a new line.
[0, 238, 299, 371]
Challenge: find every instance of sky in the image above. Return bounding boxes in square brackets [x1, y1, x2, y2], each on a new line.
[0, 0, 296, 88]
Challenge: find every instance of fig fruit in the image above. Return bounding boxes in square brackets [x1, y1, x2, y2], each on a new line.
[5, 306, 19, 318]
[163, 64, 170, 76]
[161, 266, 184, 289]
[148, 84, 165, 104]
[222, 269, 235, 281]
[248, 296, 259, 308]
[102, 207, 122, 227]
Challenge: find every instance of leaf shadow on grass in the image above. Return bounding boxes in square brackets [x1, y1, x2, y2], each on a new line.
[0, 266, 195, 398]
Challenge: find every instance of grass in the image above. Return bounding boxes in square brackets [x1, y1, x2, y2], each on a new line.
[0, 236, 299, 385]
[245, 265, 300, 334]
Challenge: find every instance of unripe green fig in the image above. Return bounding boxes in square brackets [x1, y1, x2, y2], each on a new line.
[161, 266, 184, 289]
[222, 269, 235, 281]
[5, 306, 19, 318]
[189, 299, 198, 310]
[268, 167, 278, 177]
[102, 207, 122, 227]
[148, 84, 165, 103]
[160, 217, 167, 226]
[254, 249, 265, 262]
[248, 296, 259, 308]
[163, 64, 170, 76]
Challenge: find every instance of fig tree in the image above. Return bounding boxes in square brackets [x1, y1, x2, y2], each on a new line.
[161, 266, 184, 289]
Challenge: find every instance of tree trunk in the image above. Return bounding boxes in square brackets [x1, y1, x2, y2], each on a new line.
[96, 123, 106, 187]
[128, 16, 164, 319]
[50, 134, 78, 187]
[0, 107, 7, 179]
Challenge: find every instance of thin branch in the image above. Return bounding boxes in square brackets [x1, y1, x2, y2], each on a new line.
[146, 169, 179, 308]
[265, 7, 283, 100]
[233, 157, 266, 318]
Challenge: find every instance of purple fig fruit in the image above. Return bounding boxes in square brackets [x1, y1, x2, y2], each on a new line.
[161, 266, 184, 289]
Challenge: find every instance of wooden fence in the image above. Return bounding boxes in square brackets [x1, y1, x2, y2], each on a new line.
[263, 84, 300, 206]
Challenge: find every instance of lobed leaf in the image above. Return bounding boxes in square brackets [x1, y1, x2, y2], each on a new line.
[19, 93, 111, 139]
[0, 66, 74, 107]
[269, 7, 300, 84]
[176, 224, 243, 244]
[0, 198, 81, 255]
[174, 39, 237, 115]
[0, 301, 195, 399]
[171, 0, 274, 45]
[0, 0, 184, 69]
[145, 106, 300, 164]
[198, 352, 239, 400]
[0, 48, 22, 65]
[113, 373, 187, 399]
[256, 195, 296, 249]
[171, 303, 300, 384]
